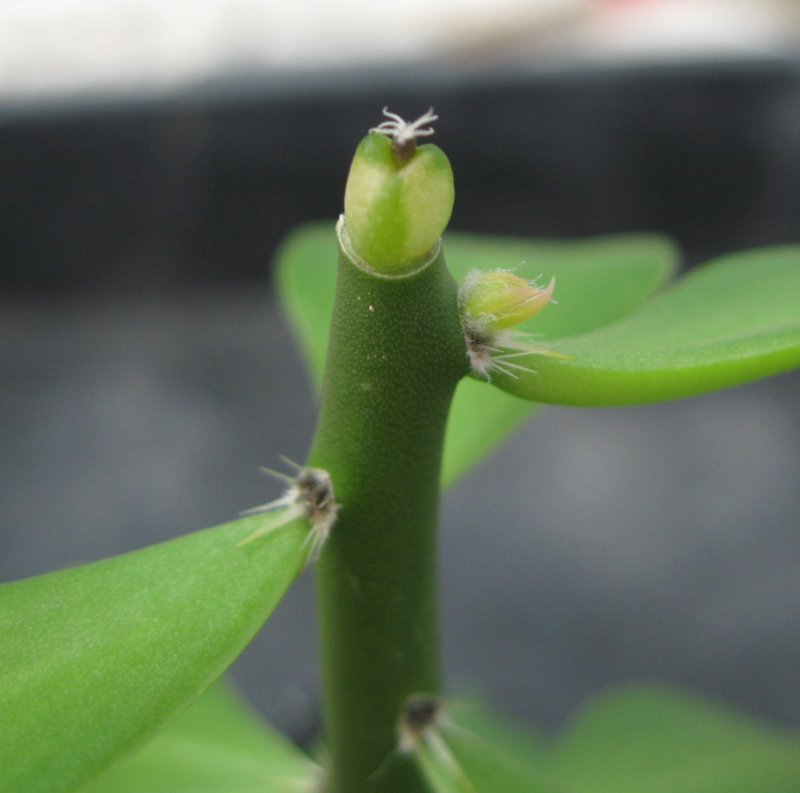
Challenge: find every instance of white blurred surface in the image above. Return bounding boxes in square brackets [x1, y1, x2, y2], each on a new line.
[1, 0, 799, 104]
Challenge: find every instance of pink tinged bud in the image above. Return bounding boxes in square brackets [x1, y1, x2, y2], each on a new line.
[462, 270, 556, 332]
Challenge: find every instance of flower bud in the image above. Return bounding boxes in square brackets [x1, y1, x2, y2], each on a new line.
[461, 270, 556, 332]
[343, 109, 454, 274]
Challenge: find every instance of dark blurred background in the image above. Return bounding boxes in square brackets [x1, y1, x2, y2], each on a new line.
[2, 0, 799, 743]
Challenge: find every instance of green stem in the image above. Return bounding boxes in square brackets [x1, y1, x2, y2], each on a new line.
[309, 232, 467, 793]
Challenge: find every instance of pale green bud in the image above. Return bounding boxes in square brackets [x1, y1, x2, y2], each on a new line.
[461, 270, 556, 332]
[343, 108, 454, 274]
[459, 269, 561, 380]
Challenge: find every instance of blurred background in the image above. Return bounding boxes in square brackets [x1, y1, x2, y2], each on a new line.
[2, 0, 800, 744]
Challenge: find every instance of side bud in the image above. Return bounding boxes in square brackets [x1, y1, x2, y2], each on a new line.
[460, 270, 556, 333]
[459, 268, 562, 381]
[343, 108, 454, 274]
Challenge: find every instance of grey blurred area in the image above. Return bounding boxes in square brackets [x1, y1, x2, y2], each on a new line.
[2, 57, 800, 744]
[442, 376, 800, 731]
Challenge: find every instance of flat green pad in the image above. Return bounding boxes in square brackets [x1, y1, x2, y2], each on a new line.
[0, 517, 308, 793]
[84, 680, 317, 793]
[410, 688, 800, 793]
[500, 247, 800, 405]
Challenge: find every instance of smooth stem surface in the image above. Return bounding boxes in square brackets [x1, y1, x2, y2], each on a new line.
[309, 237, 467, 793]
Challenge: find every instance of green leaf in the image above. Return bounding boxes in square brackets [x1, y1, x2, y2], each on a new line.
[83, 679, 317, 793]
[277, 223, 677, 484]
[546, 685, 800, 793]
[407, 702, 561, 793]
[493, 247, 800, 406]
[408, 689, 800, 793]
[278, 225, 337, 391]
[449, 701, 549, 769]
[0, 516, 309, 793]
[442, 379, 534, 485]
